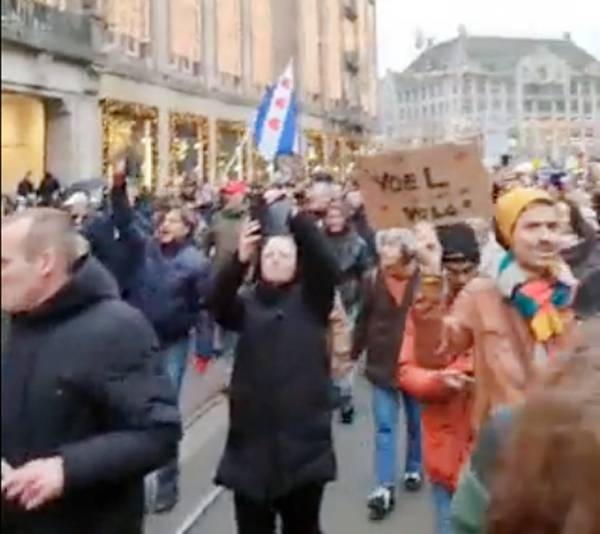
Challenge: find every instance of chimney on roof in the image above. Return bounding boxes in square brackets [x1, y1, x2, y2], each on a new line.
[563, 31, 571, 41]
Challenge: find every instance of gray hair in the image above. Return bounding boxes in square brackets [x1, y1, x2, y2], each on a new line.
[376, 228, 417, 257]
[3, 208, 89, 269]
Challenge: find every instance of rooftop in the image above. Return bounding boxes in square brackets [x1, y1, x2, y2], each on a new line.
[404, 35, 599, 75]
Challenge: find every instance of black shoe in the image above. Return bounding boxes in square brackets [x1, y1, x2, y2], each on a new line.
[367, 486, 395, 520]
[340, 405, 355, 425]
[403, 472, 422, 492]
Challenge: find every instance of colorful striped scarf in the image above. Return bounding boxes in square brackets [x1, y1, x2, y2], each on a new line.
[496, 253, 575, 345]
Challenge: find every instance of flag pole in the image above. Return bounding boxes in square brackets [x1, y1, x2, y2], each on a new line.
[220, 129, 251, 184]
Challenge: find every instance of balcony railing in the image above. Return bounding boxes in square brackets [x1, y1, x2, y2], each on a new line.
[1, 0, 94, 61]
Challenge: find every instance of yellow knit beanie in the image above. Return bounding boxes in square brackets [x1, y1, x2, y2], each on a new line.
[495, 187, 554, 247]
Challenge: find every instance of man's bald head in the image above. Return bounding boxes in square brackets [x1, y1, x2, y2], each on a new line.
[1, 208, 89, 313]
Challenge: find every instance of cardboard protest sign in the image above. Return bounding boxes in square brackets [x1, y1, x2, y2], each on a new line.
[354, 143, 492, 229]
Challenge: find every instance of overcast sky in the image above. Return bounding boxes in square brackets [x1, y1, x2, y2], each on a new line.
[376, 0, 600, 75]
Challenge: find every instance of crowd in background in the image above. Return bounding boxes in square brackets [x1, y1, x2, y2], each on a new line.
[2, 154, 600, 534]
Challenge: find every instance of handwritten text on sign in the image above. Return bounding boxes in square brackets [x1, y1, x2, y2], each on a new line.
[354, 143, 492, 229]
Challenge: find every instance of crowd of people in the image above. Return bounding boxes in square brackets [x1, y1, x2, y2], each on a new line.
[1, 155, 599, 534]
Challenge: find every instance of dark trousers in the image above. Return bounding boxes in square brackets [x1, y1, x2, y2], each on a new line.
[234, 483, 325, 534]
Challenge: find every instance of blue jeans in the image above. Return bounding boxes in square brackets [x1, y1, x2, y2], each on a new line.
[372, 385, 422, 487]
[431, 483, 453, 534]
[164, 337, 190, 396]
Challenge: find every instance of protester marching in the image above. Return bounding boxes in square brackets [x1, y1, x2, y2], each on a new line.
[2, 38, 600, 534]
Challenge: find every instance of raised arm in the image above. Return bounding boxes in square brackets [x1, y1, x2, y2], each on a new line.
[208, 220, 259, 331]
[289, 212, 341, 320]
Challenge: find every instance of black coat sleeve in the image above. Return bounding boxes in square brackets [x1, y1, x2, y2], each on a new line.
[58, 311, 181, 492]
[208, 256, 248, 331]
[110, 182, 147, 257]
[289, 212, 340, 321]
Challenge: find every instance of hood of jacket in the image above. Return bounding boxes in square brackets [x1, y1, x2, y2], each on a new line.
[14, 255, 119, 324]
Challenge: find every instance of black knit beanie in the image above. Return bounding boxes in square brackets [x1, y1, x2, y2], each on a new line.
[436, 223, 481, 265]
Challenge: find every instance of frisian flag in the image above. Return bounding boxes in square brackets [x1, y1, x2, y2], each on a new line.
[252, 61, 299, 162]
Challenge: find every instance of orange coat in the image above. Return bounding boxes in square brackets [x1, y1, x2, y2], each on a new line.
[397, 306, 475, 492]
[407, 276, 577, 433]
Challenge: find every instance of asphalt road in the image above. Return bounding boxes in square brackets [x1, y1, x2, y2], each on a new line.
[188, 375, 433, 534]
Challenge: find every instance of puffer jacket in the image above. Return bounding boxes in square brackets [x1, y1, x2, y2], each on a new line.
[209, 213, 340, 502]
[397, 299, 475, 491]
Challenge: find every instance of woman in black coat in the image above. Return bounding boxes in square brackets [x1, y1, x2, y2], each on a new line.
[210, 195, 339, 534]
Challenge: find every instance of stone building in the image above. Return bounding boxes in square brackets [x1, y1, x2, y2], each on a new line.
[380, 29, 600, 164]
[1, 0, 378, 192]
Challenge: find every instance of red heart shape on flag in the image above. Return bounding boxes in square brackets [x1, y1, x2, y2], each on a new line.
[267, 118, 281, 131]
[274, 97, 287, 109]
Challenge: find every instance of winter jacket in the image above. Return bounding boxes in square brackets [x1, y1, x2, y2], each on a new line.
[204, 206, 246, 271]
[1, 256, 181, 534]
[87, 184, 212, 345]
[135, 240, 211, 345]
[210, 213, 339, 502]
[415, 276, 576, 432]
[397, 298, 475, 492]
[352, 268, 419, 390]
[324, 228, 370, 314]
[349, 208, 377, 260]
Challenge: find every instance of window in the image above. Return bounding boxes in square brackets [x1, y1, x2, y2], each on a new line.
[582, 81, 591, 95]
[477, 79, 486, 93]
[169, 0, 202, 74]
[584, 101, 592, 115]
[422, 86, 427, 99]
[428, 85, 435, 98]
[538, 100, 552, 113]
[571, 100, 579, 112]
[430, 104, 436, 116]
[463, 78, 472, 94]
[555, 100, 566, 114]
[462, 99, 473, 113]
[478, 99, 486, 111]
[506, 99, 515, 113]
[405, 90, 411, 102]
[570, 81, 578, 95]
[438, 102, 444, 115]
[493, 99, 501, 110]
[423, 106, 428, 117]
[524, 100, 534, 113]
[452, 82, 458, 95]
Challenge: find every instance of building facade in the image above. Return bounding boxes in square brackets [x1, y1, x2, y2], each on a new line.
[1, 0, 378, 192]
[380, 29, 600, 164]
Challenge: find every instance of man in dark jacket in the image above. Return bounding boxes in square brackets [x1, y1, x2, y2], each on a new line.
[16, 172, 35, 198]
[1, 208, 181, 534]
[210, 192, 339, 534]
[37, 172, 61, 207]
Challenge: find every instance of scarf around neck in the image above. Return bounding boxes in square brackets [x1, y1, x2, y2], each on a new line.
[496, 252, 575, 347]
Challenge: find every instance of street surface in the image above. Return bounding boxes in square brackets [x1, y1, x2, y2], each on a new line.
[146, 368, 433, 534]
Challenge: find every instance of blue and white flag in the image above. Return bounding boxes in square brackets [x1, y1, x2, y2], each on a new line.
[253, 61, 298, 162]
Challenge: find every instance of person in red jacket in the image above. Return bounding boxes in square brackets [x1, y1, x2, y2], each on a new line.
[397, 222, 480, 534]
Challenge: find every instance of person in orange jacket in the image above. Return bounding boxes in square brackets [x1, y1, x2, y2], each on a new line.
[397, 222, 480, 534]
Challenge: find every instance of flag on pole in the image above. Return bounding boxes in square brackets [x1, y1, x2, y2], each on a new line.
[253, 61, 297, 162]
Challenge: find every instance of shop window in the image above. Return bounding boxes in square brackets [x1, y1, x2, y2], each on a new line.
[169, 113, 208, 180]
[101, 99, 158, 189]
